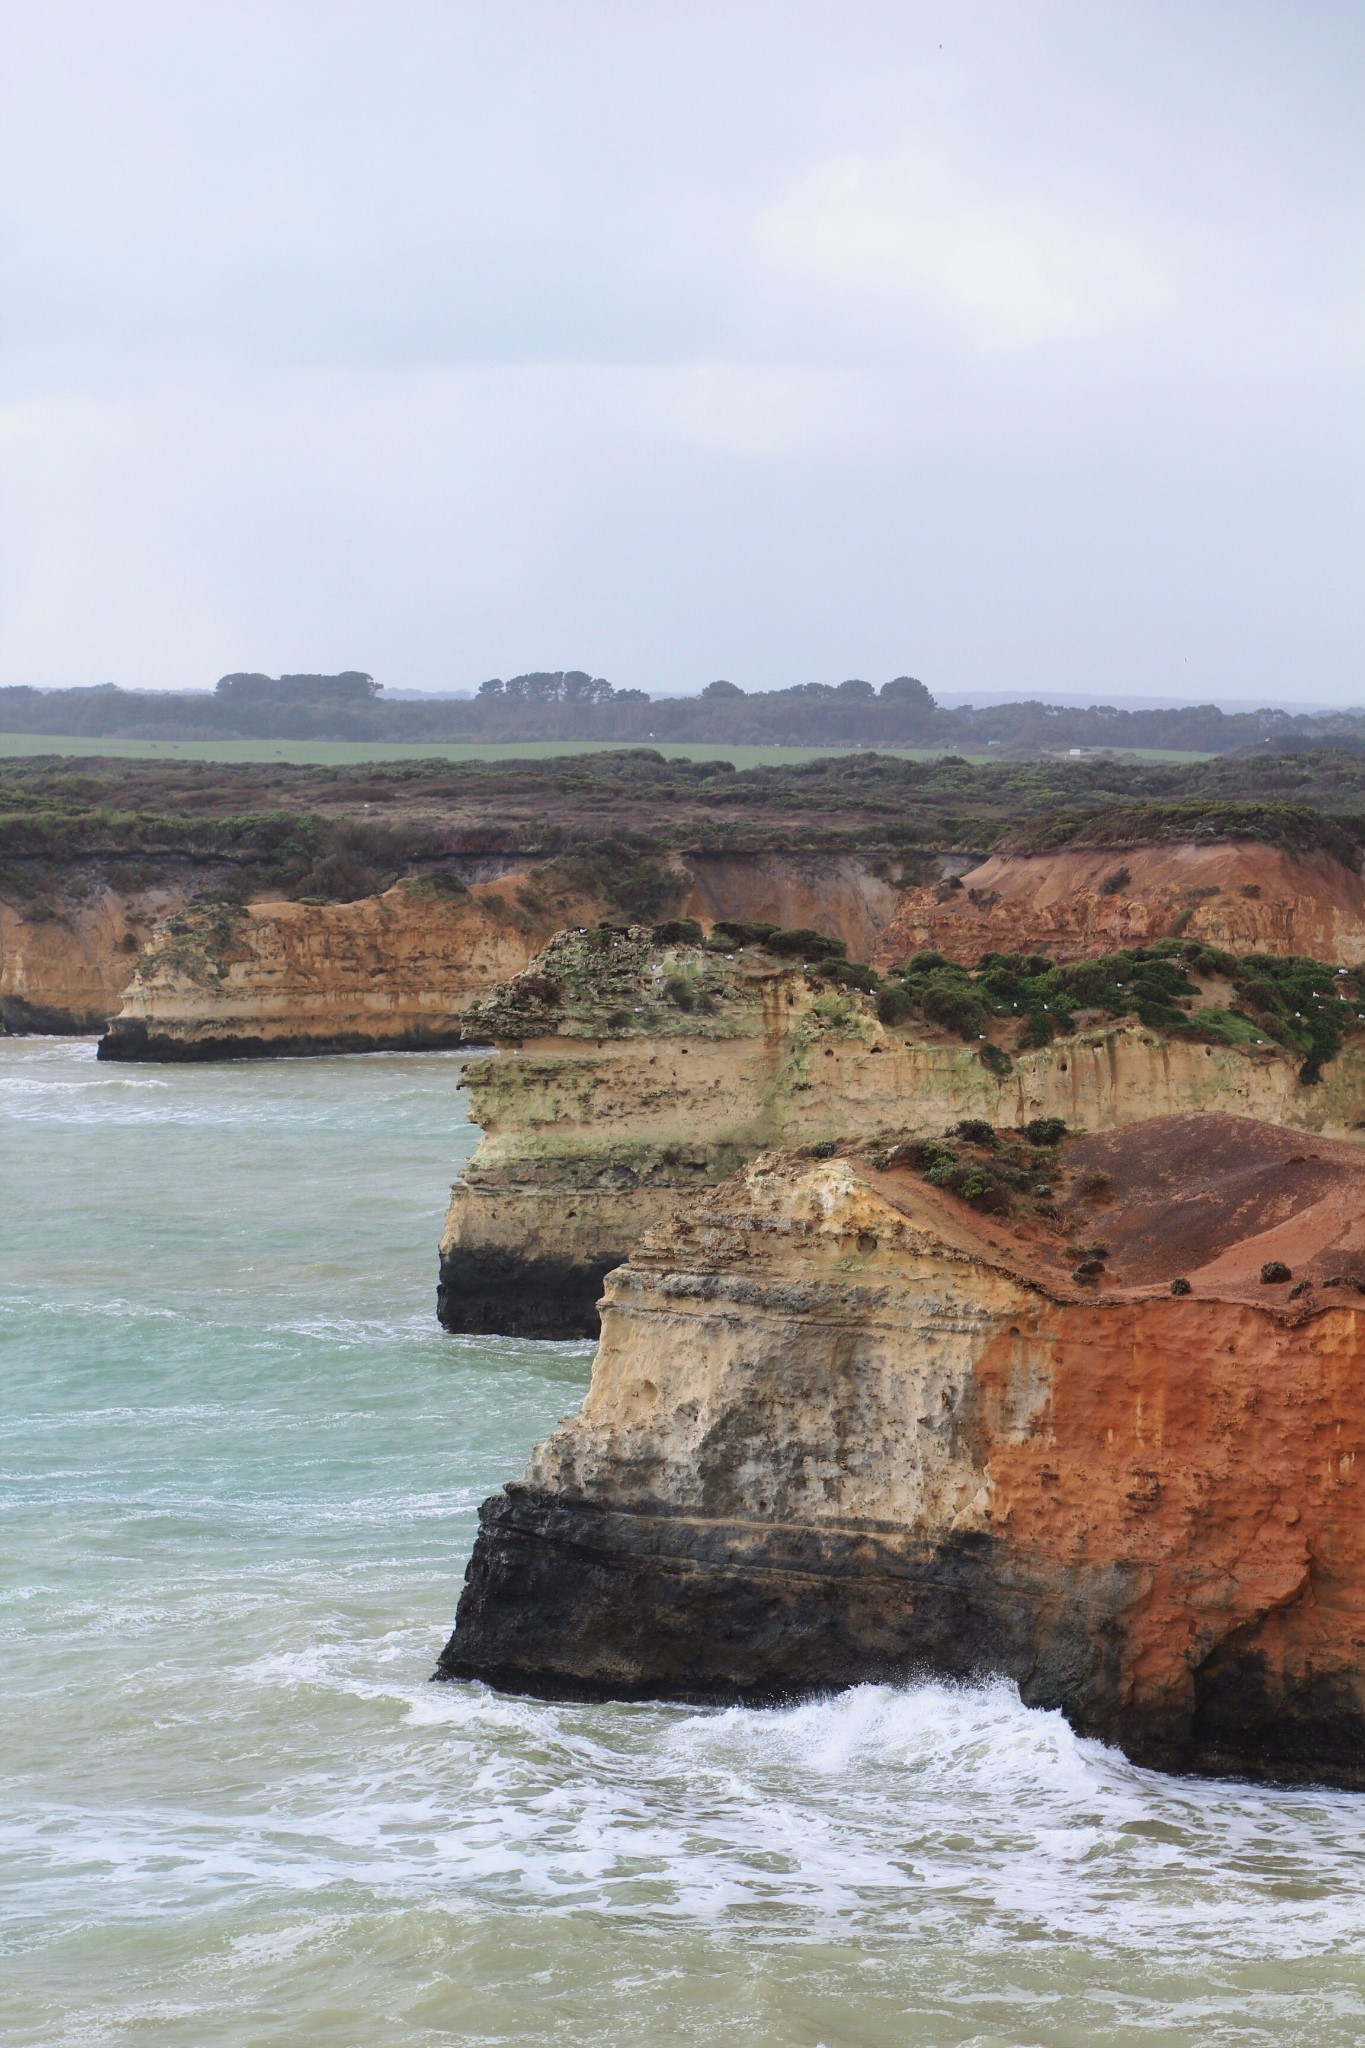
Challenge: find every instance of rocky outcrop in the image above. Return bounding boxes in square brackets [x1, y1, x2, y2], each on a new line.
[98, 869, 609, 1060]
[440, 1114, 1365, 1787]
[0, 874, 192, 1033]
[679, 852, 905, 961]
[438, 926, 1365, 1338]
[875, 841, 1365, 969]
[88, 850, 913, 1059]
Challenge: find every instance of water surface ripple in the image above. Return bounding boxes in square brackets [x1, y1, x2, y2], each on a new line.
[2, 1040, 1362, 2046]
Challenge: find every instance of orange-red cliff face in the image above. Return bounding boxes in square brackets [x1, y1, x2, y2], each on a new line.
[442, 1114, 1365, 1785]
[0, 877, 192, 1032]
[875, 841, 1365, 969]
[98, 873, 608, 1059]
[678, 852, 903, 962]
[78, 851, 908, 1057]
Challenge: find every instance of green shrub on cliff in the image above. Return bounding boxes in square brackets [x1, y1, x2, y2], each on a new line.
[875, 984, 912, 1026]
[556, 837, 688, 924]
[701, 920, 879, 993]
[906, 1130, 1039, 1215]
[894, 955, 991, 1040]
[879, 941, 1365, 1079]
[1003, 801, 1361, 870]
[707, 920, 778, 949]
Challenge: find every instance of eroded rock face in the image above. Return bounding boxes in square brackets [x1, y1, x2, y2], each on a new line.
[875, 841, 1365, 969]
[90, 851, 910, 1060]
[680, 852, 904, 962]
[97, 874, 606, 1060]
[438, 926, 1365, 1338]
[0, 875, 191, 1033]
[440, 1115, 1365, 1786]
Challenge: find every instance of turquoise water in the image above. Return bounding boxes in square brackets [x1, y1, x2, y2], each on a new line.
[2, 1040, 1363, 2047]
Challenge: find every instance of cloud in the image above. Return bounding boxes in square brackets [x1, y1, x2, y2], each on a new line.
[755, 146, 1166, 354]
[0, 3, 1359, 701]
[665, 365, 863, 457]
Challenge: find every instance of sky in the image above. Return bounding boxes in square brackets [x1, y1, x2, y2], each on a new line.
[0, 1, 1360, 702]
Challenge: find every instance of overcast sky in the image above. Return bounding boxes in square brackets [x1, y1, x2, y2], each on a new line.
[1, 1, 1360, 700]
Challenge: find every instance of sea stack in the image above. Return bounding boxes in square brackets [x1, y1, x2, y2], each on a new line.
[440, 1114, 1365, 1787]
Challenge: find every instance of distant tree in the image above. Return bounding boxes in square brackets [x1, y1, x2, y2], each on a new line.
[614, 688, 651, 703]
[215, 672, 273, 695]
[837, 678, 876, 698]
[509, 672, 569, 703]
[880, 675, 935, 712]
[702, 679, 744, 698]
[216, 670, 376, 702]
[477, 678, 505, 697]
[562, 671, 615, 704]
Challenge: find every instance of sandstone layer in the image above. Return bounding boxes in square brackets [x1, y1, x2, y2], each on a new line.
[97, 870, 609, 1061]
[437, 926, 1365, 1338]
[86, 850, 913, 1058]
[678, 852, 903, 961]
[0, 873, 193, 1032]
[441, 1114, 1365, 1787]
[875, 841, 1365, 970]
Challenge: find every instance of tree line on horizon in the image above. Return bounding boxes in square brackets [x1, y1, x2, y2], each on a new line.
[1, 669, 1362, 756]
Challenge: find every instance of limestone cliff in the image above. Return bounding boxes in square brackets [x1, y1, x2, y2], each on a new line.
[98, 869, 610, 1060]
[438, 926, 1365, 1338]
[679, 852, 904, 961]
[86, 849, 911, 1058]
[875, 840, 1365, 969]
[0, 875, 192, 1032]
[440, 1114, 1365, 1787]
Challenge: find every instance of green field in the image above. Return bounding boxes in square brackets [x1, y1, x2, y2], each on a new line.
[0, 732, 1212, 769]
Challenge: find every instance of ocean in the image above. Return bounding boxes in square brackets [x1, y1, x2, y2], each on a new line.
[2, 1039, 1362, 2046]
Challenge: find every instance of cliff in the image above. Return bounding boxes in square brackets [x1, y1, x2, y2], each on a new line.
[6, 747, 945, 1047]
[678, 852, 903, 961]
[0, 873, 193, 1032]
[97, 869, 608, 1060]
[81, 850, 913, 1058]
[875, 840, 1365, 969]
[440, 1113, 1365, 1787]
[438, 925, 1365, 1338]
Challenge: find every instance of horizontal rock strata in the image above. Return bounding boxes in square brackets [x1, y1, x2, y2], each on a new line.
[1, 877, 191, 1033]
[97, 873, 606, 1060]
[439, 925, 1365, 1338]
[875, 840, 1365, 969]
[88, 852, 909, 1059]
[441, 1113, 1365, 1785]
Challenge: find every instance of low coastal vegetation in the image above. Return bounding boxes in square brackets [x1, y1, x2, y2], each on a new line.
[1003, 799, 1361, 868]
[878, 941, 1365, 1083]
[472, 913, 1365, 1087]
[871, 1119, 1071, 1221]
[7, 750, 1365, 890]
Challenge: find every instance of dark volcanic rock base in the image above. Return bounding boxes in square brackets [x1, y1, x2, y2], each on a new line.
[438, 1488, 1115, 1720]
[439, 1487, 1365, 1788]
[3, 997, 105, 1034]
[97, 1021, 472, 1061]
[436, 1252, 617, 1340]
